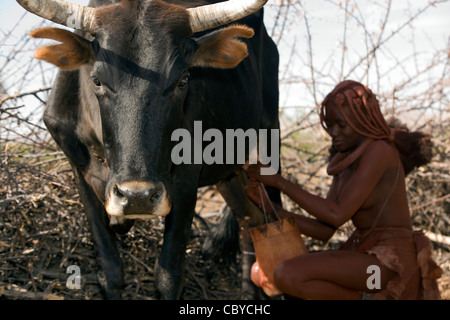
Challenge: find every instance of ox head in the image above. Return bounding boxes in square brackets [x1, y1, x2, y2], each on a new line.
[19, 0, 267, 219]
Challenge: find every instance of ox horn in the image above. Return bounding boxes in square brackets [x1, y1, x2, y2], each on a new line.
[188, 0, 268, 33]
[16, 0, 96, 33]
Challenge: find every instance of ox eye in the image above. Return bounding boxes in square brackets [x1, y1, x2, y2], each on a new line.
[92, 76, 102, 87]
[178, 74, 190, 88]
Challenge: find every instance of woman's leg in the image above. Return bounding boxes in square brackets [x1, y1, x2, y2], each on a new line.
[273, 250, 395, 300]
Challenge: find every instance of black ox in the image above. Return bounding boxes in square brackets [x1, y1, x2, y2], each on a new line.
[18, 0, 280, 299]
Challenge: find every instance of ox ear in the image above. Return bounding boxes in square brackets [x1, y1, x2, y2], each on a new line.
[30, 28, 93, 70]
[189, 25, 255, 69]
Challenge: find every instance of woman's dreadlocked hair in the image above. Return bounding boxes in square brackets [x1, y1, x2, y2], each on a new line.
[320, 80, 433, 175]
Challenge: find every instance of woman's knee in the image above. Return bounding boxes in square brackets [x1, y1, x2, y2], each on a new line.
[274, 258, 313, 299]
[273, 258, 302, 291]
[273, 260, 287, 290]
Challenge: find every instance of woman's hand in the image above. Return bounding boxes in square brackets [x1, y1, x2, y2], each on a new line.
[246, 163, 282, 188]
[245, 180, 274, 214]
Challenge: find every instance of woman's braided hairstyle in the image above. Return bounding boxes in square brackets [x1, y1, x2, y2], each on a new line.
[320, 80, 433, 175]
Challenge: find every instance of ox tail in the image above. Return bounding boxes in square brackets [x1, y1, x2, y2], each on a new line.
[201, 205, 240, 266]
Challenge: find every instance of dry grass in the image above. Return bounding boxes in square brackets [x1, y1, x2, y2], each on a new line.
[0, 142, 245, 299]
[0, 128, 448, 299]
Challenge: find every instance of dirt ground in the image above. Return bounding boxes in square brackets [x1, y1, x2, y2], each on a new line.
[0, 179, 242, 300]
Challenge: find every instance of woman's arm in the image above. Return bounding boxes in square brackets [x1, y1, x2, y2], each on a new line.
[276, 179, 345, 227]
[274, 204, 337, 242]
[245, 181, 336, 242]
[247, 141, 396, 228]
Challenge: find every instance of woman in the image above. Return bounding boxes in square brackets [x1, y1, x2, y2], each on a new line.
[246, 80, 442, 300]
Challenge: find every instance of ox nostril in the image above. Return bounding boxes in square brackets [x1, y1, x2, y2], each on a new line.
[112, 182, 163, 211]
[113, 184, 128, 206]
[106, 181, 170, 217]
[147, 187, 158, 199]
[149, 187, 162, 204]
[114, 184, 125, 198]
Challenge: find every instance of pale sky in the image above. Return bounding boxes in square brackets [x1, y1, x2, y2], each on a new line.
[1, 0, 449, 120]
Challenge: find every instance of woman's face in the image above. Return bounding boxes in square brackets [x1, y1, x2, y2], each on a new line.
[324, 104, 365, 152]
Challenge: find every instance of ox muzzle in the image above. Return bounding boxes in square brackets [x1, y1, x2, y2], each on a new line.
[105, 181, 171, 219]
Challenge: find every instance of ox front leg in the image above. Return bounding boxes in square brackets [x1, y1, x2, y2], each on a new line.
[155, 180, 197, 299]
[216, 170, 266, 299]
[73, 169, 124, 299]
